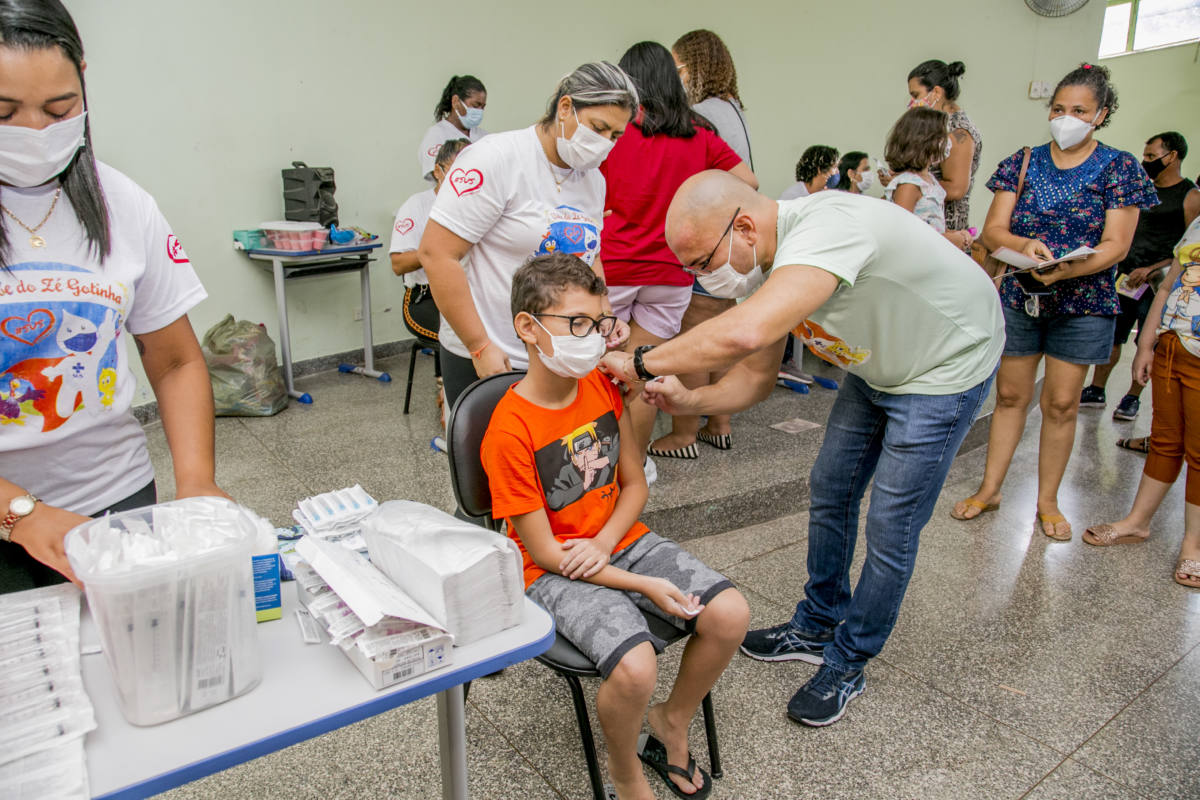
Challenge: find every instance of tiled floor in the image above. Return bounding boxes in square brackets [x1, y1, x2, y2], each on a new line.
[148, 352, 1199, 799]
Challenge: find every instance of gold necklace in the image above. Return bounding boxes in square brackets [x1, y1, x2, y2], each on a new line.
[1, 187, 62, 248]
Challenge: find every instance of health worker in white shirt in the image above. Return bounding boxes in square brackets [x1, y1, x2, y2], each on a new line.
[419, 61, 639, 409]
[0, 0, 228, 593]
[417, 75, 488, 183]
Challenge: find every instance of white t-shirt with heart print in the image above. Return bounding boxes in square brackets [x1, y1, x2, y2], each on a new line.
[388, 188, 435, 288]
[0, 162, 207, 514]
[427, 125, 605, 368]
[417, 120, 487, 182]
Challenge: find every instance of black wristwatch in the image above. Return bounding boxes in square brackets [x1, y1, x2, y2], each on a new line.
[633, 345, 657, 381]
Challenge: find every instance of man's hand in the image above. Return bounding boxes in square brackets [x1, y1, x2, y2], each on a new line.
[600, 351, 639, 385]
[640, 576, 704, 619]
[1133, 346, 1155, 386]
[605, 318, 630, 350]
[559, 537, 610, 579]
[472, 342, 511, 379]
[1126, 266, 1154, 288]
[641, 376, 699, 415]
[9, 504, 90, 586]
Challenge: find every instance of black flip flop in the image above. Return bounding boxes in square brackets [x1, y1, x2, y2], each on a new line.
[636, 733, 712, 799]
[1116, 437, 1151, 454]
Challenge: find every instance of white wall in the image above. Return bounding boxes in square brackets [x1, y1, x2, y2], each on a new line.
[63, 0, 1110, 402]
[1102, 41, 1200, 172]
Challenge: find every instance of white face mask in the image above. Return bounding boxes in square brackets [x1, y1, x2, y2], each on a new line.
[456, 101, 484, 130]
[532, 317, 606, 378]
[0, 112, 87, 188]
[556, 106, 616, 171]
[1049, 109, 1100, 151]
[855, 170, 875, 192]
[697, 230, 763, 299]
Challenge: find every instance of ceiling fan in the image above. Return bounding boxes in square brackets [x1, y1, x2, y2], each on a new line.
[1025, 0, 1091, 16]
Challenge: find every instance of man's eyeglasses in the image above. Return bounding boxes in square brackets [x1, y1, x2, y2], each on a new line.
[682, 206, 740, 276]
[534, 313, 618, 338]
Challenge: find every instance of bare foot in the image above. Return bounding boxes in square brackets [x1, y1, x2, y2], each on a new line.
[650, 431, 698, 452]
[951, 492, 1001, 521]
[699, 420, 730, 437]
[1036, 501, 1072, 541]
[647, 703, 703, 795]
[606, 756, 655, 800]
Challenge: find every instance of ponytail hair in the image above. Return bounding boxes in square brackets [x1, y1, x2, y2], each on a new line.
[1052, 63, 1118, 128]
[907, 59, 966, 102]
[433, 75, 486, 122]
[0, 0, 109, 269]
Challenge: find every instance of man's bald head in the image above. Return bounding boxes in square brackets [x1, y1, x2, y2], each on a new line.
[665, 170, 771, 268]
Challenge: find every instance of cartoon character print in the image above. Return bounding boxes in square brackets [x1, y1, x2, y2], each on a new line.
[536, 411, 620, 511]
[1165, 241, 1200, 338]
[0, 377, 45, 425]
[793, 318, 871, 368]
[41, 309, 120, 419]
[538, 205, 600, 266]
[98, 368, 118, 408]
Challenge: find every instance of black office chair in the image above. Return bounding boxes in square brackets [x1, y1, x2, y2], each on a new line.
[401, 286, 441, 415]
[446, 372, 723, 800]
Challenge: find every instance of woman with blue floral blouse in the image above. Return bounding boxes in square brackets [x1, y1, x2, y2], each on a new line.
[953, 63, 1158, 541]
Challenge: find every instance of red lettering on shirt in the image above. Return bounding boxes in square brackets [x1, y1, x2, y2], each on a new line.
[448, 168, 484, 197]
[166, 234, 189, 263]
[2, 308, 55, 345]
[395, 218, 415, 235]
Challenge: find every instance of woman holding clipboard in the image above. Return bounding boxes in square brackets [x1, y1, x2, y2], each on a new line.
[951, 63, 1156, 541]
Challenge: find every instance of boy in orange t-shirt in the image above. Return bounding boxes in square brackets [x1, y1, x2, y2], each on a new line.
[481, 253, 748, 800]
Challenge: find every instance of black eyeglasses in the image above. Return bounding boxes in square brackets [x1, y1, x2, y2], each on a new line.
[534, 313, 619, 338]
[683, 206, 740, 276]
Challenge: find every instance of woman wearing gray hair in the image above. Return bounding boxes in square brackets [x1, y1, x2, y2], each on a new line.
[421, 62, 638, 408]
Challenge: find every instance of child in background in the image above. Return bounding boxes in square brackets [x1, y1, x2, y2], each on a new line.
[481, 253, 748, 800]
[390, 138, 470, 429]
[1085, 219, 1200, 589]
[884, 107, 974, 252]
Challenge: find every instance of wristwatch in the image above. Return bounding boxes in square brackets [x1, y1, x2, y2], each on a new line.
[633, 345, 657, 382]
[0, 493, 38, 542]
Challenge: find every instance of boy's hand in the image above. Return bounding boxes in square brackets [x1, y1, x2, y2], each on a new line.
[1133, 345, 1155, 386]
[559, 538, 610, 579]
[640, 577, 705, 619]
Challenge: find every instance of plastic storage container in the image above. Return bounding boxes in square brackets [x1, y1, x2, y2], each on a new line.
[64, 497, 263, 726]
[259, 220, 325, 252]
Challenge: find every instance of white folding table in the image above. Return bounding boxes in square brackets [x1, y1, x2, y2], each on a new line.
[83, 591, 554, 800]
[244, 243, 391, 404]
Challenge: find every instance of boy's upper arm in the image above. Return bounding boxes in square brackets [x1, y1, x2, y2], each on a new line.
[480, 419, 544, 520]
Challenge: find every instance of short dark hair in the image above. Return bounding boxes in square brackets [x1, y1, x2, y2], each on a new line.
[511, 253, 607, 319]
[795, 145, 838, 182]
[835, 151, 869, 189]
[1052, 63, 1118, 129]
[434, 75, 486, 122]
[1149, 131, 1188, 162]
[434, 138, 470, 169]
[908, 59, 966, 102]
[885, 108, 949, 173]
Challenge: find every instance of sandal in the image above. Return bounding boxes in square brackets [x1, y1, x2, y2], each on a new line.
[1116, 437, 1150, 454]
[950, 496, 1000, 521]
[636, 733, 711, 799]
[1036, 513, 1072, 541]
[697, 430, 732, 450]
[648, 442, 699, 460]
[1082, 523, 1148, 546]
[1174, 558, 1200, 589]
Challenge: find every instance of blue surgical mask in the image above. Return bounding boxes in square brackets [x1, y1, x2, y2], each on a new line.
[826, 171, 840, 189]
[457, 104, 484, 130]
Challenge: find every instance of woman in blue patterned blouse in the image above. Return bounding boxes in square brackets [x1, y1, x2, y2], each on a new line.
[952, 63, 1158, 541]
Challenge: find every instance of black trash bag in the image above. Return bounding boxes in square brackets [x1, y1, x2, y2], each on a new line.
[202, 315, 288, 416]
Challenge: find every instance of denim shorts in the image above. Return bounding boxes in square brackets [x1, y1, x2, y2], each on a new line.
[1001, 305, 1116, 365]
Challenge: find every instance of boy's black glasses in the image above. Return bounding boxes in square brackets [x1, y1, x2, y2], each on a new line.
[534, 314, 618, 338]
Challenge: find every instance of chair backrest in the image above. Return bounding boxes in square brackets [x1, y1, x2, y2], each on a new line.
[446, 371, 524, 525]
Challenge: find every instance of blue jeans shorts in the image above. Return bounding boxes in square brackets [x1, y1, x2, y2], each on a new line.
[1001, 305, 1116, 365]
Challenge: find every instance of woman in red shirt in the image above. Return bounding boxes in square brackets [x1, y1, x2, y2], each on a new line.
[601, 41, 757, 463]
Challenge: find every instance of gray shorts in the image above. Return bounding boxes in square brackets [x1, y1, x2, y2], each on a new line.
[526, 532, 733, 677]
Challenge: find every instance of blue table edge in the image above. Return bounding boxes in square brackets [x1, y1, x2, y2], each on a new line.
[93, 620, 556, 800]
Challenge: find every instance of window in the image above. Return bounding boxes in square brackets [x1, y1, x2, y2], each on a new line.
[1099, 0, 1200, 57]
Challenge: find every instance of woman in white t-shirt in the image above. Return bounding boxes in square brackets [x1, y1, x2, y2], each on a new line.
[419, 62, 639, 408]
[417, 75, 488, 183]
[0, 0, 226, 593]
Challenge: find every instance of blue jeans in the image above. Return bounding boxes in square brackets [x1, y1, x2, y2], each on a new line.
[790, 371, 995, 673]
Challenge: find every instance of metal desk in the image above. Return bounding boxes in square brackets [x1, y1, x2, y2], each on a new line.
[83, 592, 555, 800]
[245, 243, 390, 404]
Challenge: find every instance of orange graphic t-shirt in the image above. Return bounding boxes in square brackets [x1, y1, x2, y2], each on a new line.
[481, 370, 649, 588]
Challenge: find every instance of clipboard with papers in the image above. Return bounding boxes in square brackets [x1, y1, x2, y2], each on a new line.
[991, 245, 1097, 276]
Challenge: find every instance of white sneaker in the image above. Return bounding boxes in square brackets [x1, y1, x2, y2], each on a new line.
[643, 455, 658, 487]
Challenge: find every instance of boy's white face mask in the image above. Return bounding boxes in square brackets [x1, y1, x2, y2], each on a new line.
[532, 317, 605, 378]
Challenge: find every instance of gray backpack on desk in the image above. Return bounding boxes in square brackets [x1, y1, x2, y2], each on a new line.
[282, 161, 338, 227]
